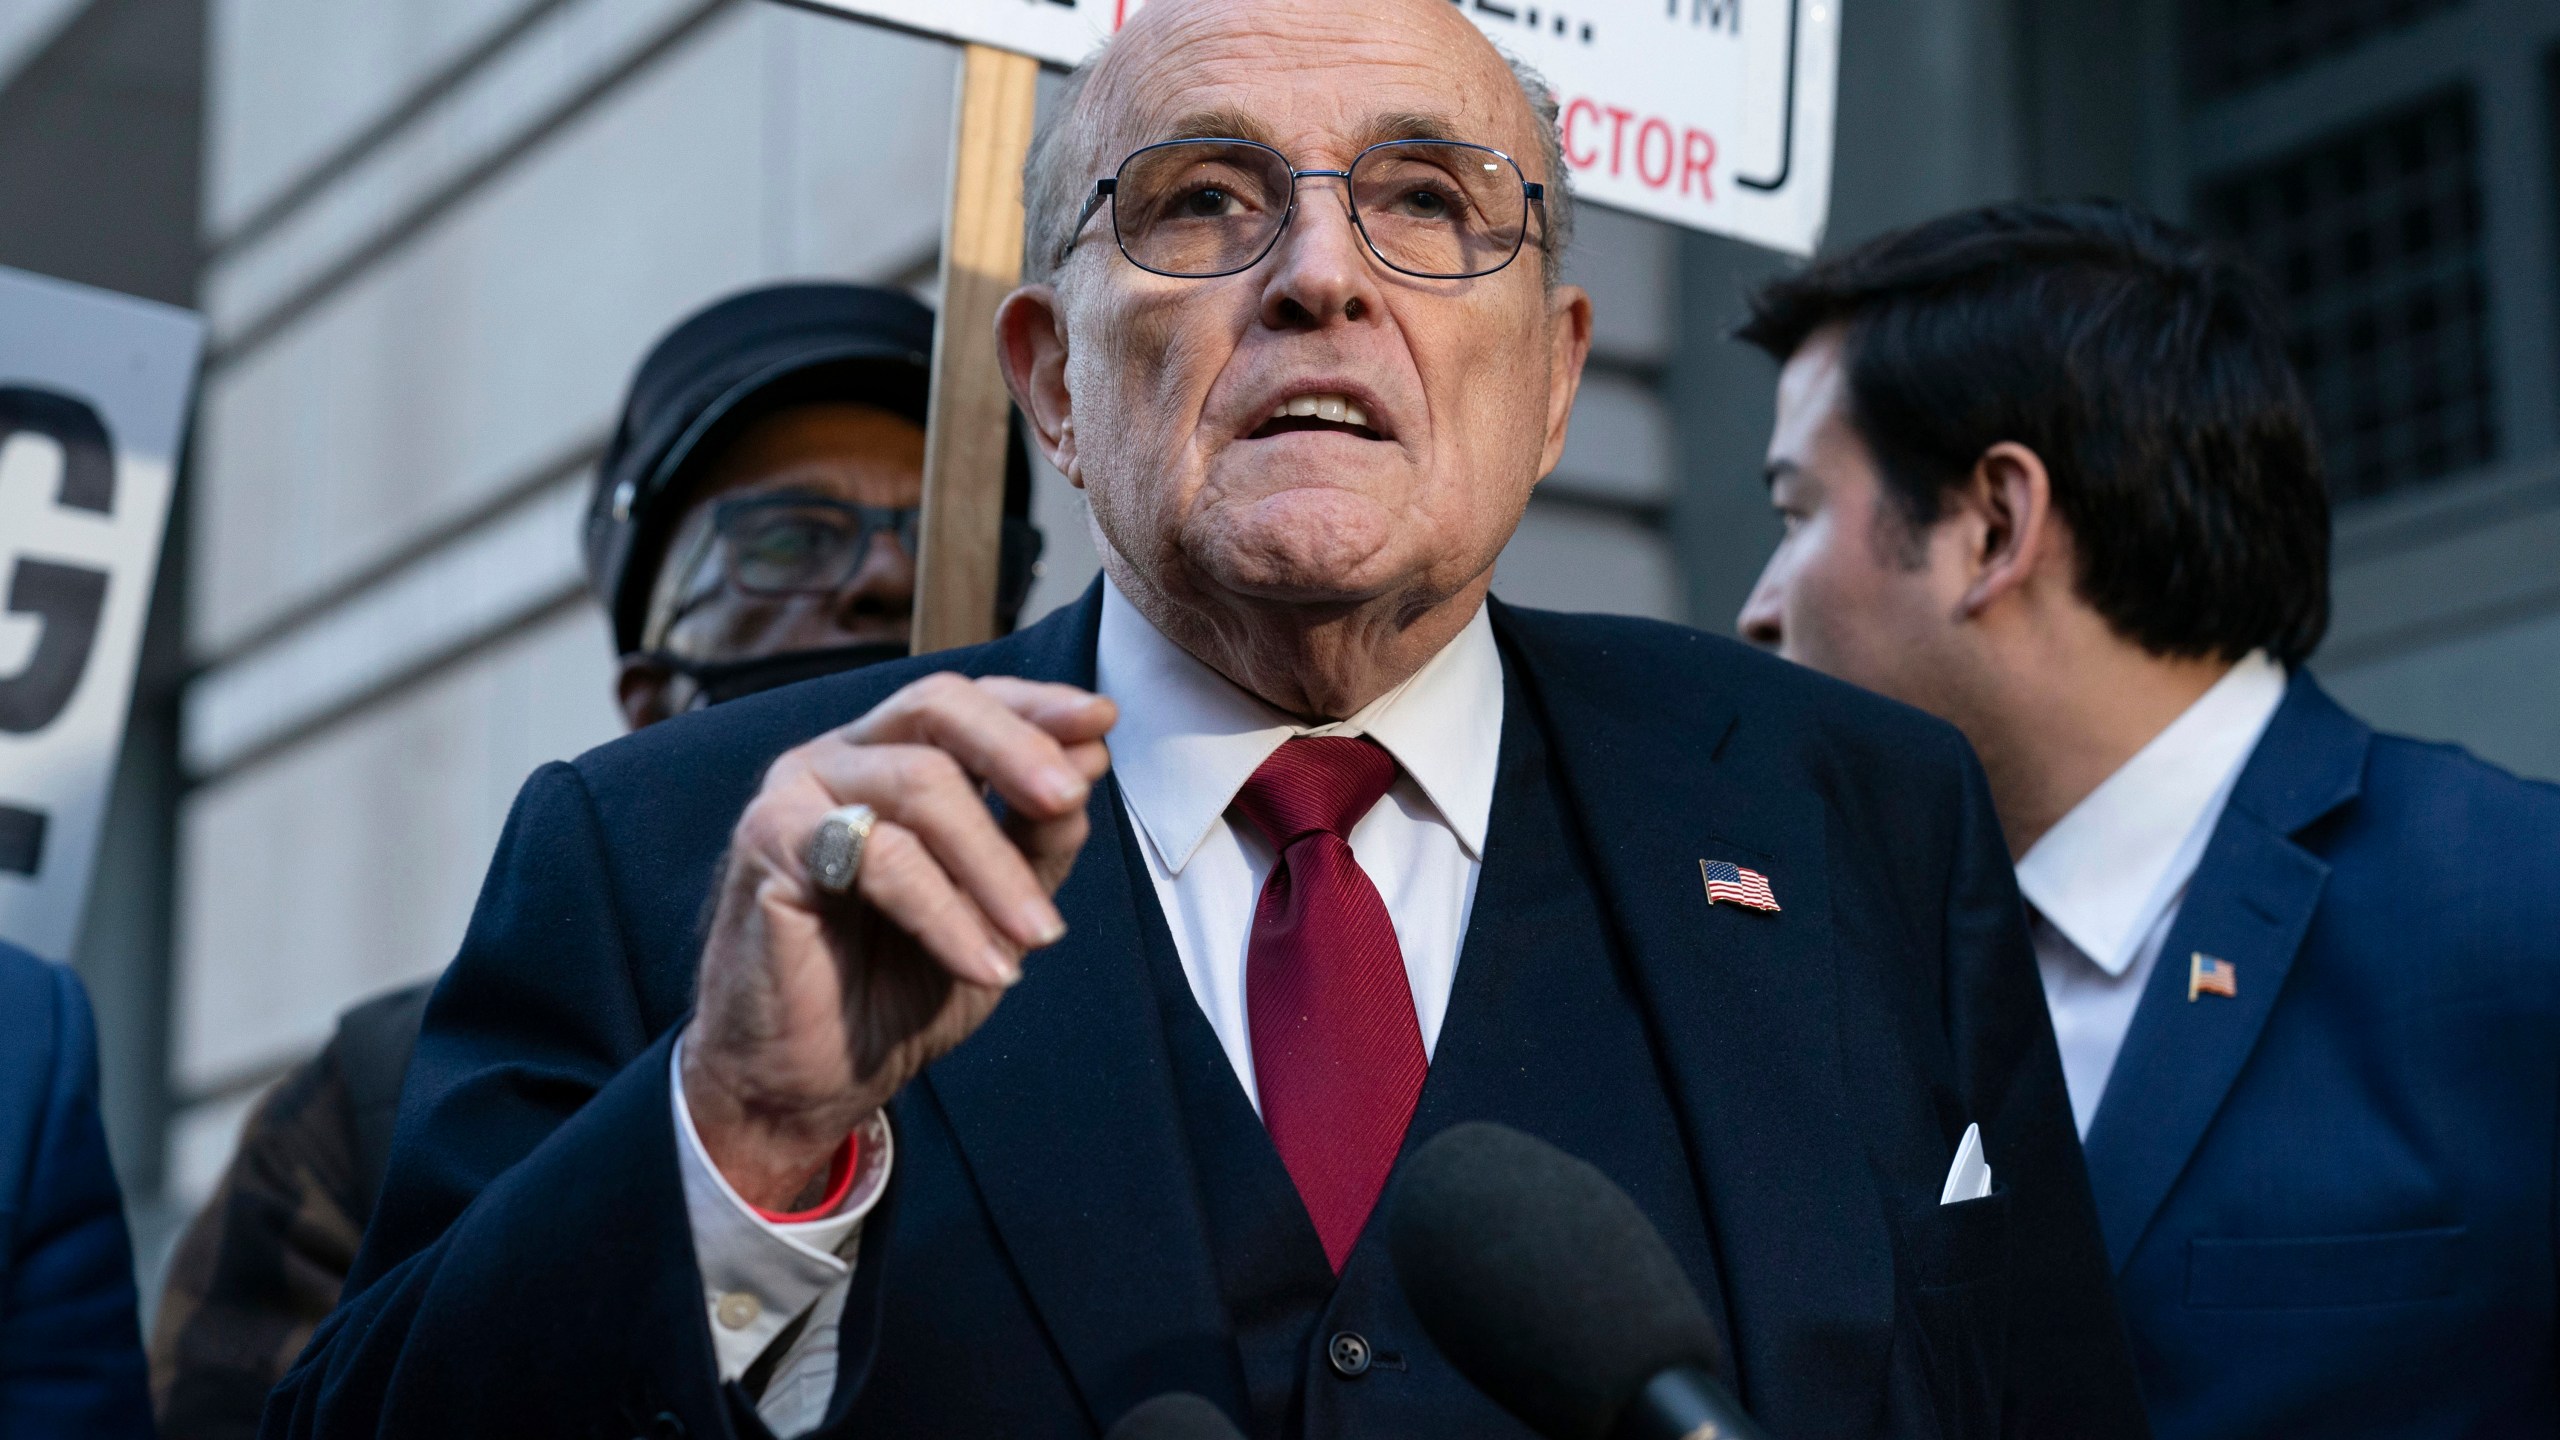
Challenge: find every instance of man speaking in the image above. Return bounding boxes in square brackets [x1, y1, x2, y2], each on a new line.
[266, 3, 2141, 1436]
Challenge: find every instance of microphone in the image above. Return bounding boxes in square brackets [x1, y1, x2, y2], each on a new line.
[1387, 1121, 1775, 1440]
[1105, 1393, 1247, 1440]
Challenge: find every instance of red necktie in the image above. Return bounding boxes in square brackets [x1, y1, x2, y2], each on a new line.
[1231, 735, 1428, 1271]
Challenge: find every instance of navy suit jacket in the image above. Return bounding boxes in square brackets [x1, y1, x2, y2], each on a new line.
[0, 940, 154, 1438]
[2084, 672, 2560, 1436]
[268, 589, 2143, 1439]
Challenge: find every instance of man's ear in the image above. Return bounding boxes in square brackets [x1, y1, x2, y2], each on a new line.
[616, 654, 679, 731]
[996, 284, 1079, 487]
[1537, 284, 1595, 480]
[1953, 440, 2063, 620]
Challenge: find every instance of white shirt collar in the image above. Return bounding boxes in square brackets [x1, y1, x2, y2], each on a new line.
[1093, 577, 1503, 875]
[2015, 651, 2289, 977]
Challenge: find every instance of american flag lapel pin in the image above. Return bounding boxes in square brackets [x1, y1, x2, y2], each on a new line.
[2188, 952, 2238, 1001]
[1700, 858, 1780, 913]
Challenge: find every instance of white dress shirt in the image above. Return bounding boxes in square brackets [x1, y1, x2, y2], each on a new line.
[670, 1040, 892, 1438]
[1095, 578, 1504, 1102]
[2016, 650, 2287, 1137]
[667, 579, 1503, 1432]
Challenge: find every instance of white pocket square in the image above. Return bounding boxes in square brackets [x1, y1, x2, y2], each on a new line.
[1939, 1121, 1993, 1205]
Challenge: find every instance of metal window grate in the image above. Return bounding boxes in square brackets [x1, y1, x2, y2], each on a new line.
[2199, 87, 2499, 502]
[2183, 0, 2463, 100]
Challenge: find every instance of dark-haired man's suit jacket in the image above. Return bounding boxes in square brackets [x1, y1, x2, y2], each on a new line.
[2084, 673, 2560, 1437]
[266, 586, 2145, 1440]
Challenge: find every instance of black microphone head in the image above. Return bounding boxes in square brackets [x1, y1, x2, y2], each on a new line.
[1105, 1393, 1247, 1440]
[1388, 1121, 1725, 1440]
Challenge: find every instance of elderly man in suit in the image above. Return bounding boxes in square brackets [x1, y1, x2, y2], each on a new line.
[0, 938, 154, 1437]
[1736, 199, 2560, 1436]
[266, 3, 2143, 1437]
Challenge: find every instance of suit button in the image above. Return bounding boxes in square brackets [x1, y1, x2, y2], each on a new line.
[645, 1413, 687, 1440]
[1327, 1331, 1373, 1378]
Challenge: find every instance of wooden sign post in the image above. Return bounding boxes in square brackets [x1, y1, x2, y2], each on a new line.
[910, 43, 1041, 655]
[783, 1, 1131, 653]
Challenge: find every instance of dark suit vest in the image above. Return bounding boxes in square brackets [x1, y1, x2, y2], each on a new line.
[1120, 655, 1728, 1438]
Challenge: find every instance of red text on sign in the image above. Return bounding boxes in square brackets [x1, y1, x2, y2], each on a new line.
[1560, 96, 1716, 202]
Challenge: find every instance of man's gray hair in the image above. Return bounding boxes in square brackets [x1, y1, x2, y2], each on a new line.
[1021, 43, 1576, 288]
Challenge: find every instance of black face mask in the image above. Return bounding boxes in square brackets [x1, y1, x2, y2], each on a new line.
[647, 640, 912, 709]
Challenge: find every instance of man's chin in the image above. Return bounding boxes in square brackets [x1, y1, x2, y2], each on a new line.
[1181, 495, 1410, 605]
[1203, 443, 1416, 503]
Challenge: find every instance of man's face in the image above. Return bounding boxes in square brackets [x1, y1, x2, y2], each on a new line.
[618, 401, 924, 727]
[1041, 0, 1590, 620]
[1736, 327, 1974, 714]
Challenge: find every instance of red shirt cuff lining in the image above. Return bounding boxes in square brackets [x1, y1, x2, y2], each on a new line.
[752, 1132, 860, 1224]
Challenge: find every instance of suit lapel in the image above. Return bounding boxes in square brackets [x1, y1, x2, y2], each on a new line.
[2079, 673, 2368, 1271]
[917, 584, 1249, 1423]
[1490, 605, 1894, 1438]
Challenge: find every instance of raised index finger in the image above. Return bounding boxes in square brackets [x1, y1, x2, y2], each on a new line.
[844, 673, 1113, 822]
[977, 675, 1117, 746]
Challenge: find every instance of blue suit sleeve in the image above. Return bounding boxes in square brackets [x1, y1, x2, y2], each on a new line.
[0, 955, 155, 1439]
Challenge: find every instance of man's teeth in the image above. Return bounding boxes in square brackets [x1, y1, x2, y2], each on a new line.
[1276, 394, 1370, 428]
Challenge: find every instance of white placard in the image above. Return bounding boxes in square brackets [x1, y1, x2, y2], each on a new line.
[0, 265, 202, 962]
[793, 0, 1837, 255]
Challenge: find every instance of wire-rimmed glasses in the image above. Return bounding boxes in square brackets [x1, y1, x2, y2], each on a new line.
[1069, 137, 1546, 281]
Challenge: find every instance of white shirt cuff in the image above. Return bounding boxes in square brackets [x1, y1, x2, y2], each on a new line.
[669, 1036, 893, 1383]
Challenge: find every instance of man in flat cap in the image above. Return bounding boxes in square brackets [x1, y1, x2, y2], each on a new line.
[268, 4, 2142, 1437]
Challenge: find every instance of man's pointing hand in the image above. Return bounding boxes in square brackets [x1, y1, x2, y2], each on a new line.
[680, 673, 1115, 1211]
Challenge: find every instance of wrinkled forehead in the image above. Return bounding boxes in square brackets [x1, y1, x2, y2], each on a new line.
[1083, 1, 1537, 171]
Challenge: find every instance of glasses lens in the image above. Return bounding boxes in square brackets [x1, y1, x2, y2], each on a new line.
[1351, 142, 1528, 279]
[1112, 141, 1293, 277]
[720, 501, 866, 595]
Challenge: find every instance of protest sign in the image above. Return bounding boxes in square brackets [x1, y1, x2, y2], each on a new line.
[0, 265, 202, 960]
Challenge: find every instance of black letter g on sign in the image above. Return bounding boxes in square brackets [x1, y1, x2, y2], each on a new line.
[0, 386, 116, 877]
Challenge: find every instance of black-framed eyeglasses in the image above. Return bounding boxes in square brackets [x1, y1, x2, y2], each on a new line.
[1066, 137, 1547, 281]
[657, 493, 920, 637]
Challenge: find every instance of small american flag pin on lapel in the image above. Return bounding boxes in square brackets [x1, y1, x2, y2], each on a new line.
[1700, 859, 1780, 913]
[2188, 952, 2237, 1001]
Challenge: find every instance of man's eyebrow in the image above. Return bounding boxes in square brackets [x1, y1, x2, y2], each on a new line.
[1135, 110, 1477, 159]
[1360, 111, 1467, 147]
[1152, 109, 1275, 145]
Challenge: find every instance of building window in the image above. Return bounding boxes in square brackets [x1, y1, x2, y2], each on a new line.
[2184, 0, 2464, 100]
[2200, 88, 2498, 501]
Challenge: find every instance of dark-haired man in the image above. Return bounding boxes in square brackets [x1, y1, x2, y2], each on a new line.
[151, 283, 1038, 1438]
[1736, 198, 2560, 1437]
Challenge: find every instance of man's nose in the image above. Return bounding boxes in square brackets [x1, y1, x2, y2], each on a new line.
[833, 530, 918, 621]
[1257, 181, 1386, 330]
[1737, 570, 1785, 650]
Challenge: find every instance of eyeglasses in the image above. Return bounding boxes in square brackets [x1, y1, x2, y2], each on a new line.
[1068, 137, 1547, 281]
[656, 493, 919, 639]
